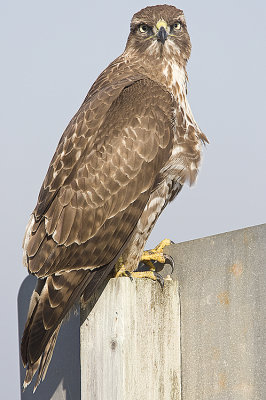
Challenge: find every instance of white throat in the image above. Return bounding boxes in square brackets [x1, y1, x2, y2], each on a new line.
[162, 60, 186, 97]
[162, 60, 199, 131]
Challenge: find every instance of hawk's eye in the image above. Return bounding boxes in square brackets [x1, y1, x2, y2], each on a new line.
[173, 22, 181, 30]
[139, 24, 148, 33]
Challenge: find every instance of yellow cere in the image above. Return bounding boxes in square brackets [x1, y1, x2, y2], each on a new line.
[156, 19, 168, 31]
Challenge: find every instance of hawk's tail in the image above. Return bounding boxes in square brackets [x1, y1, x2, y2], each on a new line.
[22, 322, 62, 392]
[21, 263, 114, 392]
[21, 269, 92, 392]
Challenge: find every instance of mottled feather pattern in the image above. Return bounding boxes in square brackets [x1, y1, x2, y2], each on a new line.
[21, 5, 208, 391]
[26, 79, 173, 278]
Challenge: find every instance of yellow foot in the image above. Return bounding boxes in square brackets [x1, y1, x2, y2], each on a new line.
[141, 238, 173, 268]
[116, 269, 164, 288]
[130, 270, 164, 288]
[114, 260, 164, 288]
[114, 239, 174, 289]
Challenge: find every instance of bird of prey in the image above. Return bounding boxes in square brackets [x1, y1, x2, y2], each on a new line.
[21, 4, 208, 391]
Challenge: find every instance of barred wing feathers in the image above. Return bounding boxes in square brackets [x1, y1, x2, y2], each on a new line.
[21, 77, 174, 389]
[24, 79, 173, 277]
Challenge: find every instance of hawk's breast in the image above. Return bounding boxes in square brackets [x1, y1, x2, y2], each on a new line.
[160, 60, 206, 186]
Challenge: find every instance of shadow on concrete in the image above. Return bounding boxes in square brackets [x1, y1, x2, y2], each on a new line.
[17, 275, 81, 400]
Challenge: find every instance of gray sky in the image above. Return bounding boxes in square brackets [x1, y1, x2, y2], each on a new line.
[1, 0, 265, 398]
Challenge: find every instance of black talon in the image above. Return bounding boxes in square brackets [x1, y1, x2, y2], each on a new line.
[164, 254, 175, 274]
[153, 271, 164, 290]
[170, 240, 175, 245]
[125, 271, 133, 281]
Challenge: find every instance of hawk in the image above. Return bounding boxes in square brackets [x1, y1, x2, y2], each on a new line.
[21, 4, 208, 391]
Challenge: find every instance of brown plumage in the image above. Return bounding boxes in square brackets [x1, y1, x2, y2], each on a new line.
[21, 4, 208, 391]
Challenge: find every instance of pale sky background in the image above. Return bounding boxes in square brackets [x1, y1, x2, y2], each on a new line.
[0, 0, 265, 398]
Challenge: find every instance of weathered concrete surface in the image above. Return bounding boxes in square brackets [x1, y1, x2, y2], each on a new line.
[80, 278, 181, 400]
[165, 223, 266, 400]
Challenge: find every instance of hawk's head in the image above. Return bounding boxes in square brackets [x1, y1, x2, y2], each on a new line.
[126, 5, 191, 66]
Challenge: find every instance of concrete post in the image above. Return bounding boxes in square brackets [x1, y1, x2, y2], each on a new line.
[79, 223, 265, 400]
[80, 278, 181, 400]
[165, 223, 266, 400]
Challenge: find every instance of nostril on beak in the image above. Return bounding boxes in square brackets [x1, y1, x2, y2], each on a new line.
[157, 27, 168, 44]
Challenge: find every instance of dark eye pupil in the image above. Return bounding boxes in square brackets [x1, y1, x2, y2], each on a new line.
[142, 25, 147, 31]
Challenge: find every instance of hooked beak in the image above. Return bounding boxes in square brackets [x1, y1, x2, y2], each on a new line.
[157, 26, 168, 45]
